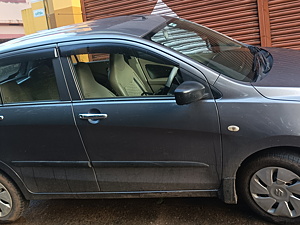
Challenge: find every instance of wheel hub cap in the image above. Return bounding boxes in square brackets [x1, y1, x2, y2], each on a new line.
[250, 167, 300, 218]
[269, 185, 289, 201]
[0, 183, 12, 217]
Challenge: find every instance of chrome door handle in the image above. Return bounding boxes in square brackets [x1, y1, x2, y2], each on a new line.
[79, 114, 108, 120]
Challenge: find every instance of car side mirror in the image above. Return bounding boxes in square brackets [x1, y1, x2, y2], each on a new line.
[174, 81, 207, 105]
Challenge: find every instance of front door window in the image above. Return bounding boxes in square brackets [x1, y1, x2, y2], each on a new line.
[63, 44, 182, 99]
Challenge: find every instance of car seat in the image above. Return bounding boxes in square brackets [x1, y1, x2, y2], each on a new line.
[109, 54, 152, 96]
[75, 62, 115, 98]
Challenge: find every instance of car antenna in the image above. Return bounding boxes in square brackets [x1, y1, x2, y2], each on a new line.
[132, 15, 147, 20]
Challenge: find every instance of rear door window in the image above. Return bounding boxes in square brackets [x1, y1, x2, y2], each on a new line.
[0, 52, 60, 104]
[0, 63, 21, 80]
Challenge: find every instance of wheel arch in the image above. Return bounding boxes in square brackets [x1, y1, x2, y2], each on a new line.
[234, 147, 300, 224]
[220, 146, 300, 204]
[237, 146, 300, 172]
[0, 161, 31, 200]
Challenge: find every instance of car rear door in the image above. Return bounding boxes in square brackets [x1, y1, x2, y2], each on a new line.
[0, 46, 99, 194]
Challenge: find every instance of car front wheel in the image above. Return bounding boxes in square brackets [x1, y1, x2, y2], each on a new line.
[238, 151, 300, 224]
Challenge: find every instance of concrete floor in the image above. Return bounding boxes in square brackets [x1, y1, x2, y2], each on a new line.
[12, 198, 274, 225]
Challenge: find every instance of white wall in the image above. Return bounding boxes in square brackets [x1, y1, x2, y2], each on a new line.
[0, 0, 31, 38]
[0, 0, 31, 23]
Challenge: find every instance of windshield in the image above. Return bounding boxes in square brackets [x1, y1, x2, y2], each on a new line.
[149, 18, 257, 82]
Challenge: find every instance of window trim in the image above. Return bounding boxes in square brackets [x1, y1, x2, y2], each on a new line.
[59, 40, 216, 102]
[0, 47, 71, 105]
[60, 42, 179, 101]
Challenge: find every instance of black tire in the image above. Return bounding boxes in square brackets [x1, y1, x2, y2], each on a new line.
[0, 173, 29, 223]
[238, 151, 300, 224]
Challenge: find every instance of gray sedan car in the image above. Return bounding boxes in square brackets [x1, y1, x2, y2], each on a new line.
[0, 15, 299, 224]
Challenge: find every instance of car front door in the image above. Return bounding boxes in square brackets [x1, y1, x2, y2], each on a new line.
[0, 47, 99, 193]
[60, 42, 221, 192]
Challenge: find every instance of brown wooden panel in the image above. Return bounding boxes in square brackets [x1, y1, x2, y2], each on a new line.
[257, 0, 271, 47]
[165, 0, 260, 45]
[269, 0, 300, 50]
[81, 0, 261, 45]
[81, 0, 156, 21]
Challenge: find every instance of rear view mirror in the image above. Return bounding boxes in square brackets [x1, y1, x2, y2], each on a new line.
[174, 81, 207, 105]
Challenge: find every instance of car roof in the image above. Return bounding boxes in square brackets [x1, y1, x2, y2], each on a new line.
[0, 15, 172, 54]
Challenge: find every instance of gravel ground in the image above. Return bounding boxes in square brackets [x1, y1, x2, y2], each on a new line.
[12, 198, 274, 225]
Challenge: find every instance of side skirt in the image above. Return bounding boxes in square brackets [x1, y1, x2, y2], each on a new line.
[27, 189, 219, 200]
